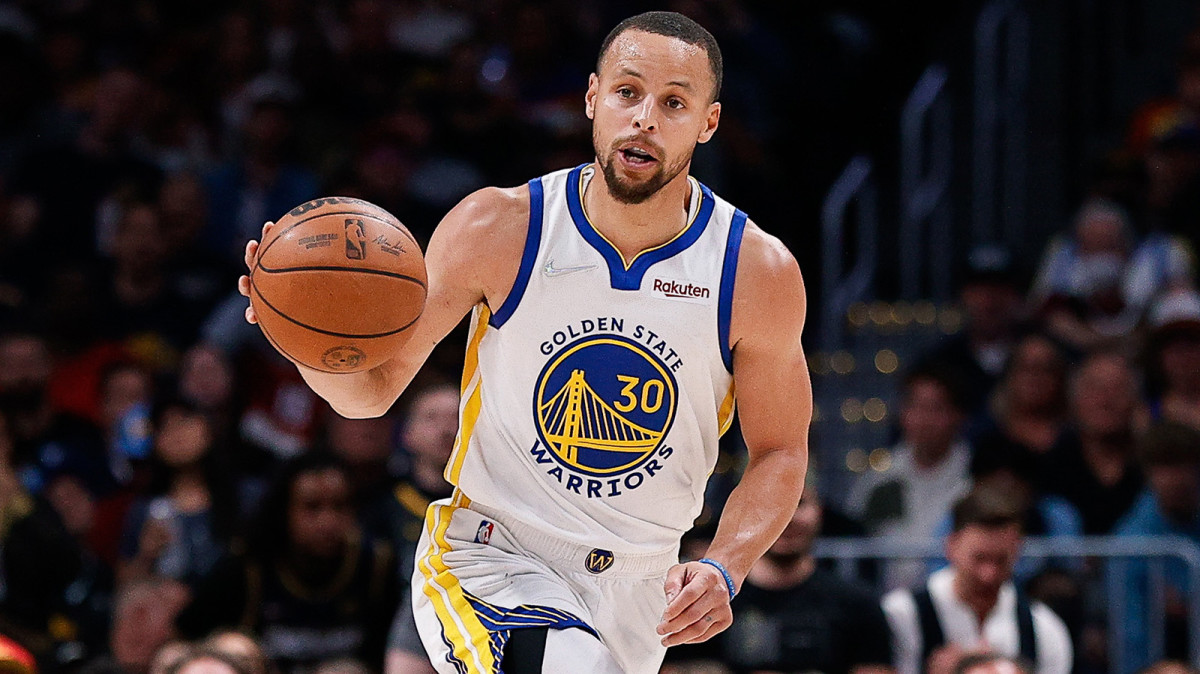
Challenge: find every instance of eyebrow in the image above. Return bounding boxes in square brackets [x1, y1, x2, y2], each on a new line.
[616, 67, 693, 91]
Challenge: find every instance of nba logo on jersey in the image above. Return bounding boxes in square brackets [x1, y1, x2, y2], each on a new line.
[475, 520, 494, 545]
[585, 548, 615, 574]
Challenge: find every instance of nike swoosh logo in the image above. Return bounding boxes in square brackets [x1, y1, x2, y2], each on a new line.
[543, 260, 598, 277]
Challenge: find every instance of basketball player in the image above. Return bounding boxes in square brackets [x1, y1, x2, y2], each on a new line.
[239, 12, 810, 674]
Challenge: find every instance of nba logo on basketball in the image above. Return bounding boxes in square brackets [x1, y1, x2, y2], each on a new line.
[344, 219, 367, 259]
[475, 521, 494, 545]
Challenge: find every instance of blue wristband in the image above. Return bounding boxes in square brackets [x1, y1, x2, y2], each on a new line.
[698, 558, 737, 601]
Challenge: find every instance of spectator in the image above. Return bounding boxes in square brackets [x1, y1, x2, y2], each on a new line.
[177, 452, 398, 674]
[383, 383, 458, 674]
[918, 245, 1026, 414]
[882, 483, 1073, 674]
[96, 199, 211, 350]
[711, 482, 893, 674]
[323, 412, 398, 544]
[203, 95, 318, 262]
[1038, 350, 1146, 533]
[1030, 197, 1192, 350]
[0, 411, 86, 669]
[100, 578, 191, 674]
[1145, 289, 1200, 430]
[1113, 422, 1200, 672]
[118, 399, 239, 587]
[847, 365, 972, 589]
[969, 333, 1070, 482]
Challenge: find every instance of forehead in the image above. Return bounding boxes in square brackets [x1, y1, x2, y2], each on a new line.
[600, 30, 712, 89]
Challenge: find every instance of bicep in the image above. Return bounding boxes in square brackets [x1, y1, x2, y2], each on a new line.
[729, 232, 811, 456]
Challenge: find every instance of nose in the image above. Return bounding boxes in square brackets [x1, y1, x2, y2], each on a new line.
[633, 98, 657, 132]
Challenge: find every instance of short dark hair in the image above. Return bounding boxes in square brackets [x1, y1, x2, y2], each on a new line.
[902, 362, 968, 414]
[596, 11, 723, 101]
[952, 481, 1025, 533]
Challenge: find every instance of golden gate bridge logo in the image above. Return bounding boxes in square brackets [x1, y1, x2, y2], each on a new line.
[534, 336, 677, 476]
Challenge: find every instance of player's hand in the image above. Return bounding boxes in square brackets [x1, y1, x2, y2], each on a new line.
[238, 221, 275, 324]
[656, 561, 734, 646]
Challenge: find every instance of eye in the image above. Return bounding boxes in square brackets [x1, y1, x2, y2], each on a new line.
[666, 98, 685, 110]
[617, 87, 635, 99]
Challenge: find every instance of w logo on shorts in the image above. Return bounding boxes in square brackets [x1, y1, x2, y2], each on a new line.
[585, 548, 614, 574]
[475, 520, 494, 545]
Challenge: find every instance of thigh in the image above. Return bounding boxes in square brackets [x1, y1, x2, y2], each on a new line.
[411, 500, 599, 674]
[581, 573, 672, 674]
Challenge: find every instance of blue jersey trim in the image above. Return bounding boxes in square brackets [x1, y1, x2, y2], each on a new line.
[565, 164, 715, 291]
[718, 210, 748, 372]
[489, 177, 544, 328]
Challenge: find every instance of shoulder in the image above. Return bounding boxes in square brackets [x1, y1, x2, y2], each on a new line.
[734, 221, 804, 293]
[881, 586, 918, 628]
[729, 220, 806, 338]
[437, 184, 531, 244]
[1112, 490, 1160, 534]
[427, 185, 532, 290]
[1031, 602, 1074, 668]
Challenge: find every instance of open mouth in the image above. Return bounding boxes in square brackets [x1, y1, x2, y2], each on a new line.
[618, 145, 658, 168]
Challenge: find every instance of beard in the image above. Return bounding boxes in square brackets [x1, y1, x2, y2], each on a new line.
[593, 133, 690, 204]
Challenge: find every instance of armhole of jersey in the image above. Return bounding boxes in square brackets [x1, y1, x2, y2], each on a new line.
[718, 209, 748, 373]
[490, 177, 544, 328]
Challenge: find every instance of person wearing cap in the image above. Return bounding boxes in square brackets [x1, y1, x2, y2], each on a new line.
[1112, 421, 1200, 673]
[916, 245, 1025, 415]
[1145, 288, 1200, 431]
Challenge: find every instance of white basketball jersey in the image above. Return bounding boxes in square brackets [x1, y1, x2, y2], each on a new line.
[445, 164, 747, 554]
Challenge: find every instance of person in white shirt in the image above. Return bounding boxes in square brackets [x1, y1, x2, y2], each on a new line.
[882, 483, 1072, 674]
[847, 365, 973, 589]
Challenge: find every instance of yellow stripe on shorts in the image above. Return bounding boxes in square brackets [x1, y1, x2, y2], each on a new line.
[417, 502, 496, 673]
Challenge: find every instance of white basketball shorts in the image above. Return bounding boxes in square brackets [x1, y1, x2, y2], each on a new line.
[411, 493, 679, 674]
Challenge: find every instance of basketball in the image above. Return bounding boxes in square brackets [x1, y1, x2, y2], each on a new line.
[249, 197, 427, 374]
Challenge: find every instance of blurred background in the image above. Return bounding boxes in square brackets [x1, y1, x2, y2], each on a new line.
[2, 1, 1200, 673]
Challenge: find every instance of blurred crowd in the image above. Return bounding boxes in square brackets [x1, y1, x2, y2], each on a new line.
[2, 1, 1200, 674]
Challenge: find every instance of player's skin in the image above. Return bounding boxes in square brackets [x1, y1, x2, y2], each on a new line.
[238, 28, 811, 649]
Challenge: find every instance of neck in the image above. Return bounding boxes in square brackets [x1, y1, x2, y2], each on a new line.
[952, 572, 1000, 622]
[746, 554, 817, 590]
[582, 163, 693, 258]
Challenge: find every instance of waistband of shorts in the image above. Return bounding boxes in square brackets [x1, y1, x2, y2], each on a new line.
[468, 500, 679, 577]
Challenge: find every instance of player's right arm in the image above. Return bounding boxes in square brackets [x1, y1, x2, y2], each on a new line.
[238, 186, 530, 418]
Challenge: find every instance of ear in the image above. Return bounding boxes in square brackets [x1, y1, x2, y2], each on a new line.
[697, 102, 721, 144]
[585, 73, 599, 120]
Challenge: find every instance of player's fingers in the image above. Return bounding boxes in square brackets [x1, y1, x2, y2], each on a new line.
[244, 239, 259, 270]
[658, 587, 722, 635]
[684, 610, 732, 645]
[661, 566, 717, 622]
[261, 220, 274, 239]
[661, 609, 722, 647]
[663, 564, 687, 604]
[238, 275, 251, 297]
[244, 305, 258, 325]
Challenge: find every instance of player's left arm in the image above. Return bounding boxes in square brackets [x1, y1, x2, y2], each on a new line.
[657, 221, 811, 647]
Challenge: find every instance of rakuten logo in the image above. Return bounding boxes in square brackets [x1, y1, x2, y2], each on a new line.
[652, 278, 711, 299]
